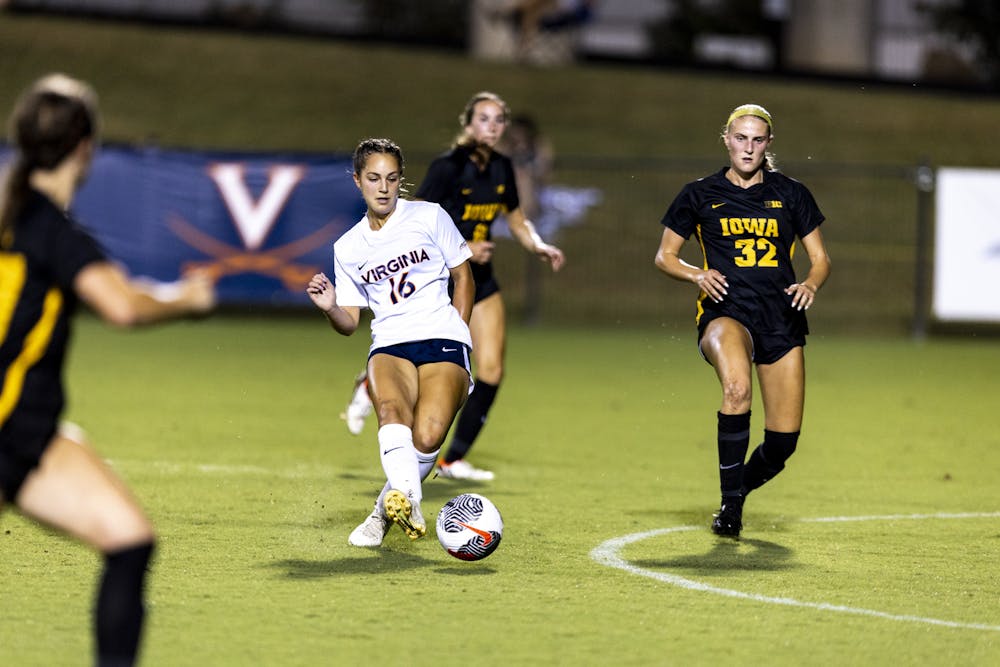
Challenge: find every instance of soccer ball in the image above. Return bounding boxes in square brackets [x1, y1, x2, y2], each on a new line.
[436, 493, 503, 561]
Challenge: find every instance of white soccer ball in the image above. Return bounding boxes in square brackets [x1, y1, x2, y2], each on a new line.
[436, 493, 503, 561]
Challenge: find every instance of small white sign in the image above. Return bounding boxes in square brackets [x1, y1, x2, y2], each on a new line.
[933, 168, 1000, 322]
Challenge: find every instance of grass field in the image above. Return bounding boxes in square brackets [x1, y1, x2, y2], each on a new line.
[2, 10, 999, 665]
[1, 317, 998, 665]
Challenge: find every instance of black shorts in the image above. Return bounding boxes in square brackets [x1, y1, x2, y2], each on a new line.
[474, 276, 500, 303]
[697, 311, 806, 365]
[470, 261, 500, 303]
[370, 339, 472, 372]
[370, 339, 474, 394]
[449, 267, 500, 304]
[0, 422, 56, 502]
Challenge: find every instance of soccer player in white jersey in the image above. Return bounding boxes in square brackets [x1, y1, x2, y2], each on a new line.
[307, 138, 474, 546]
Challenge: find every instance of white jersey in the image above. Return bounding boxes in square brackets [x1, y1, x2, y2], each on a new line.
[332, 198, 473, 353]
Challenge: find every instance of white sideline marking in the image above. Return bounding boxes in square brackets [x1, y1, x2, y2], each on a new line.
[590, 512, 1000, 632]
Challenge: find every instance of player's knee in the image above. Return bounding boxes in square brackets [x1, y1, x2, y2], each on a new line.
[413, 422, 448, 453]
[720, 379, 752, 411]
[476, 362, 504, 385]
[94, 508, 154, 553]
[103, 535, 157, 562]
[374, 398, 409, 426]
[412, 435, 441, 454]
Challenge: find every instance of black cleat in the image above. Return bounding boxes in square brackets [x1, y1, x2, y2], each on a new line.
[711, 501, 743, 538]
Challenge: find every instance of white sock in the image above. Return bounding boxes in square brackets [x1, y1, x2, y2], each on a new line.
[371, 445, 432, 516]
[417, 448, 440, 482]
[373, 483, 391, 514]
[371, 444, 435, 514]
[378, 424, 419, 501]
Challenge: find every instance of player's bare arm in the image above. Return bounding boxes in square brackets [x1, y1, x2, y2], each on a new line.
[785, 227, 832, 311]
[467, 239, 496, 264]
[449, 261, 475, 324]
[506, 207, 565, 271]
[75, 261, 216, 327]
[654, 227, 728, 303]
[306, 272, 360, 335]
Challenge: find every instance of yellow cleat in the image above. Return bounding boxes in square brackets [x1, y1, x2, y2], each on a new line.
[383, 489, 426, 540]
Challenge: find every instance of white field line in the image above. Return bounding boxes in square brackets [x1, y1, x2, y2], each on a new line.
[590, 512, 1000, 633]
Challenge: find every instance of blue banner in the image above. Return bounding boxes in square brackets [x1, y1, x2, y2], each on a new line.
[1, 144, 364, 305]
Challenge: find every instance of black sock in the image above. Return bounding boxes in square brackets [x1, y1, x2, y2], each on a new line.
[741, 430, 799, 496]
[445, 380, 498, 463]
[717, 411, 751, 503]
[95, 541, 154, 667]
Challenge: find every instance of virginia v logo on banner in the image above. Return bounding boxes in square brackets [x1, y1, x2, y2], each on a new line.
[62, 145, 363, 306]
[210, 163, 306, 251]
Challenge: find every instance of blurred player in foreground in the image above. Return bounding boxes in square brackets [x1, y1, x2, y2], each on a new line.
[342, 92, 565, 482]
[0, 74, 216, 666]
[307, 138, 474, 547]
[654, 103, 831, 538]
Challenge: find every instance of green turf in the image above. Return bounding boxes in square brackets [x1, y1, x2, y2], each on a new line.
[1, 317, 997, 665]
[1, 14, 999, 662]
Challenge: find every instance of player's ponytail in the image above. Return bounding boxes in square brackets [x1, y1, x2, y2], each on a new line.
[1, 74, 98, 247]
[0, 159, 32, 249]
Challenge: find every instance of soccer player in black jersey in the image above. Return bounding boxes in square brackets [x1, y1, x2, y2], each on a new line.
[0, 74, 215, 666]
[420, 91, 564, 481]
[654, 103, 831, 538]
[341, 92, 564, 482]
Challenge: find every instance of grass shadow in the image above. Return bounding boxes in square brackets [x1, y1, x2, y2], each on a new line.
[266, 548, 436, 579]
[634, 537, 799, 574]
[433, 565, 500, 576]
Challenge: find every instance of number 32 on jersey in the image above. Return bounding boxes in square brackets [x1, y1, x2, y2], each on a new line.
[720, 217, 780, 268]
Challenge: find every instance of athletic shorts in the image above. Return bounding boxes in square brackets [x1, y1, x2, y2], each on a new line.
[470, 261, 500, 303]
[448, 271, 499, 304]
[369, 339, 473, 392]
[697, 311, 806, 365]
[473, 275, 500, 303]
[0, 422, 56, 503]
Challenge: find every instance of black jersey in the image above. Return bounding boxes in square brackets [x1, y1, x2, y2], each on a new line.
[661, 167, 824, 335]
[0, 190, 106, 456]
[415, 146, 520, 288]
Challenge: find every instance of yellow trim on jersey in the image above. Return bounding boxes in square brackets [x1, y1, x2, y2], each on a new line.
[0, 252, 27, 339]
[694, 224, 709, 325]
[0, 286, 64, 427]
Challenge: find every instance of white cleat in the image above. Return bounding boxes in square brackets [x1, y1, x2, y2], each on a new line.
[339, 372, 372, 436]
[348, 507, 390, 547]
[436, 459, 495, 481]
